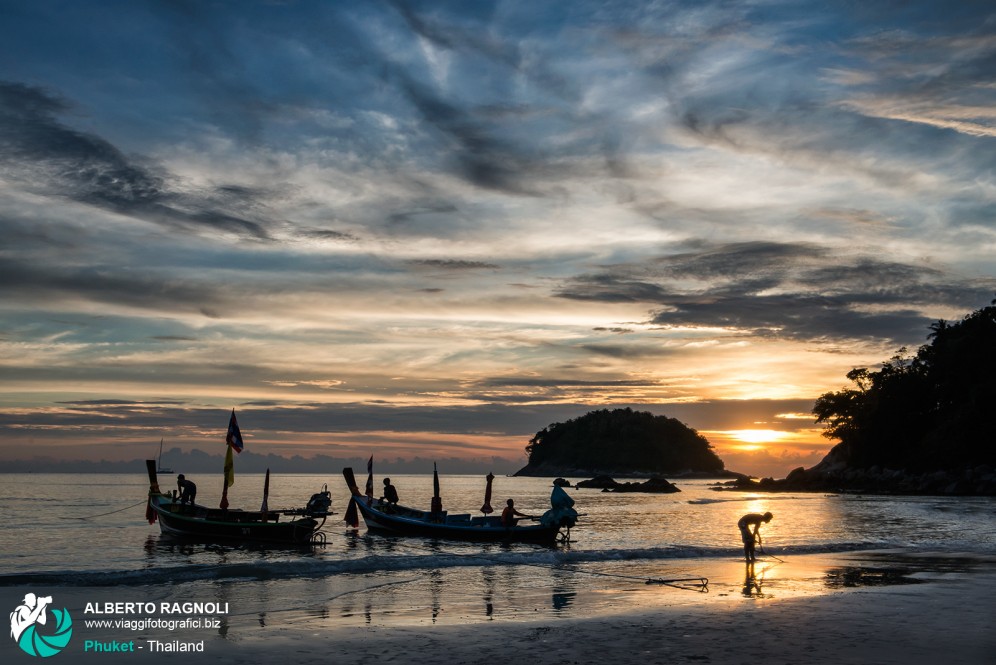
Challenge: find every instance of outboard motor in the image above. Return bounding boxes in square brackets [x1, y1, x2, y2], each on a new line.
[306, 484, 332, 516]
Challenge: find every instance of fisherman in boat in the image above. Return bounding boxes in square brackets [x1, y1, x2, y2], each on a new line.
[737, 511, 773, 562]
[501, 499, 531, 527]
[177, 474, 197, 508]
[381, 478, 399, 510]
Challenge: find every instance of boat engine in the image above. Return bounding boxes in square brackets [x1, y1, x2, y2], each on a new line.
[305, 484, 333, 516]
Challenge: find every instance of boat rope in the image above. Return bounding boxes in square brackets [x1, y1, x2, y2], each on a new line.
[71, 500, 149, 520]
[392, 539, 708, 592]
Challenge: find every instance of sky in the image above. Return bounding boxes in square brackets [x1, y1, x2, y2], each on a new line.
[1, 0, 994, 478]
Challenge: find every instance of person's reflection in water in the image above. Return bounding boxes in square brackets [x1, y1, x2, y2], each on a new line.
[742, 561, 763, 597]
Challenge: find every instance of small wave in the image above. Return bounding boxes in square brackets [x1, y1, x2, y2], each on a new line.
[0, 541, 889, 588]
[686, 498, 741, 505]
[687, 494, 824, 505]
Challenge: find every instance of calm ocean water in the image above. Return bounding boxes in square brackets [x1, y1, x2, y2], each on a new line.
[2, 471, 994, 625]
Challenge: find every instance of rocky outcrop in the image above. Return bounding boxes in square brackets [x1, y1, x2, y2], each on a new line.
[575, 475, 619, 489]
[576, 475, 681, 493]
[715, 464, 996, 496]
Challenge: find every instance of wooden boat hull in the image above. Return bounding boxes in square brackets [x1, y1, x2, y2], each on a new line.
[148, 494, 323, 545]
[348, 493, 563, 544]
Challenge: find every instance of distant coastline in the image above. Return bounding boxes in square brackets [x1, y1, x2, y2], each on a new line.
[0, 450, 524, 475]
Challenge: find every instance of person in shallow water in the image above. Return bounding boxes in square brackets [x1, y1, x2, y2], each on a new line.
[737, 512, 773, 562]
[381, 478, 399, 506]
[176, 474, 197, 506]
[500, 499, 531, 527]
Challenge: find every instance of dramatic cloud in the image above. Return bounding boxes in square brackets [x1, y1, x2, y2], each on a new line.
[0, 82, 272, 239]
[0, 1, 992, 477]
[558, 241, 996, 343]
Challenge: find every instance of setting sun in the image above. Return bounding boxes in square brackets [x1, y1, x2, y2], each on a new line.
[731, 429, 788, 444]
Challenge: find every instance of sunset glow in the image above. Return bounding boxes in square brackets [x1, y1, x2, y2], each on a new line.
[1, 2, 993, 479]
[732, 430, 790, 445]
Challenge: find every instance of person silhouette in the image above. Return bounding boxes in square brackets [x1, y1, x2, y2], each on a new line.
[381, 478, 399, 505]
[737, 511, 773, 562]
[176, 474, 197, 506]
[501, 499, 530, 527]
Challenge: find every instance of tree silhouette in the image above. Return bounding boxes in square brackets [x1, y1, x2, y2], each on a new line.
[814, 299, 996, 471]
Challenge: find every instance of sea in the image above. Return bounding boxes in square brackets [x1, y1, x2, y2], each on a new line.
[2, 471, 995, 637]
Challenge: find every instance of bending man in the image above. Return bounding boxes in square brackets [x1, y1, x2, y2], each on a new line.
[737, 512, 773, 562]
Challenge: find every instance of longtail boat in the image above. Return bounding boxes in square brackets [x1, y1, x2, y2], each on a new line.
[145, 461, 332, 544]
[342, 466, 578, 544]
[143, 411, 332, 545]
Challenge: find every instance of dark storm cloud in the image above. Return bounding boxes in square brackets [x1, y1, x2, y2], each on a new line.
[0, 81, 270, 238]
[557, 241, 996, 344]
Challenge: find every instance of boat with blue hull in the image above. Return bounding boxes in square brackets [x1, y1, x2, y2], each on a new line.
[342, 466, 578, 544]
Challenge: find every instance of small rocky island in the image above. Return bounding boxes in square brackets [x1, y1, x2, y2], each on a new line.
[514, 408, 731, 479]
[575, 475, 681, 493]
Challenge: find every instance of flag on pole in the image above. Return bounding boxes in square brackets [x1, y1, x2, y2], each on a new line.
[226, 409, 244, 453]
[364, 455, 374, 502]
[223, 444, 235, 488]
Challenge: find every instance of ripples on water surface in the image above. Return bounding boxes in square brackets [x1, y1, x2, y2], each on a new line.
[2, 472, 993, 585]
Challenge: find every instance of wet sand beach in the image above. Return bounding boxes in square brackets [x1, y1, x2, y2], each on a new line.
[16, 551, 992, 665]
[244, 552, 996, 665]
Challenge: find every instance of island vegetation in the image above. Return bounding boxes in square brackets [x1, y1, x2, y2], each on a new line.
[812, 299, 995, 472]
[515, 408, 726, 477]
[725, 299, 996, 495]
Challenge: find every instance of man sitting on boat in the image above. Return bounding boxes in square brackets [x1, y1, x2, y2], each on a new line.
[177, 474, 197, 507]
[501, 499, 531, 527]
[381, 478, 399, 506]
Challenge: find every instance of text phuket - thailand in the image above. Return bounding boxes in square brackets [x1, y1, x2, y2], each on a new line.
[84, 602, 229, 615]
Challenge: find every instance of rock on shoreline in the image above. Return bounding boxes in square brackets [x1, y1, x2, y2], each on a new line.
[715, 463, 996, 496]
[573, 475, 680, 493]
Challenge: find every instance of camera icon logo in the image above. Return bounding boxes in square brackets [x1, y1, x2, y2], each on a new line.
[9, 593, 73, 657]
